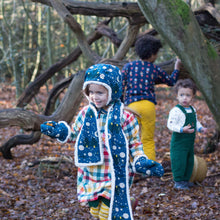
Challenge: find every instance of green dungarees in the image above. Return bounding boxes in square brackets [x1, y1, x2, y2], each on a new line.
[170, 104, 196, 182]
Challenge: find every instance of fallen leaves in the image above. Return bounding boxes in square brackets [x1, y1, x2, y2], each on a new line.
[0, 84, 219, 219]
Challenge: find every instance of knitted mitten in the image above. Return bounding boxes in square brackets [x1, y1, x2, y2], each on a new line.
[147, 162, 164, 177]
[40, 121, 69, 142]
[134, 156, 164, 177]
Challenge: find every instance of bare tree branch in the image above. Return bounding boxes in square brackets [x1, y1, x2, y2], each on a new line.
[50, 0, 100, 64]
[16, 20, 112, 108]
[113, 24, 141, 60]
[195, 3, 220, 23]
[32, 0, 147, 24]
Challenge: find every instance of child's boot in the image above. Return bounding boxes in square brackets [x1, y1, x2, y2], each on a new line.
[174, 181, 189, 190]
[187, 181, 195, 187]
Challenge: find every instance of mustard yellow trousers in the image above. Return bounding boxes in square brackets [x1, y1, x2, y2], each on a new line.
[128, 100, 156, 161]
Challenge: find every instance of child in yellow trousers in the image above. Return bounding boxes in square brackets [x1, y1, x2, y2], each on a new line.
[121, 35, 182, 160]
[128, 100, 156, 160]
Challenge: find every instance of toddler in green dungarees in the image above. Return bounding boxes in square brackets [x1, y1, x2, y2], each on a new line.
[167, 79, 207, 190]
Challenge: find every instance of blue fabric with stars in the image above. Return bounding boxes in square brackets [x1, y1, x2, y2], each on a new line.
[83, 64, 122, 103]
[134, 156, 164, 177]
[75, 104, 103, 165]
[40, 121, 68, 142]
[108, 100, 131, 219]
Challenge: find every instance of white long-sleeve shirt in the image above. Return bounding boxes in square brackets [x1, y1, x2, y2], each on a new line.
[167, 106, 203, 133]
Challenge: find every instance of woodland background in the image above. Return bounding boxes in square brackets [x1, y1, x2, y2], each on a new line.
[0, 83, 219, 219]
[0, 0, 220, 219]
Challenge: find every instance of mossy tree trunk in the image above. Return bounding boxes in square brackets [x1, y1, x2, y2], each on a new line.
[138, 0, 220, 128]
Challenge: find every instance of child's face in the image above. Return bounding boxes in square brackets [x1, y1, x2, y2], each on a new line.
[177, 87, 194, 107]
[88, 84, 109, 109]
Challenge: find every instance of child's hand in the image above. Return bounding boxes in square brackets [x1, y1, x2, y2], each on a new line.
[41, 121, 58, 138]
[183, 124, 195, 133]
[40, 121, 69, 142]
[134, 156, 164, 177]
[174, 58, 182, 70]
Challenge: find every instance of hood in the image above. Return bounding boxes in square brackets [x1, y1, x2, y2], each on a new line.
[83, 63, 122, 105]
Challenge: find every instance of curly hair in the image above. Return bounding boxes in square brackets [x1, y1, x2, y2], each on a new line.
[174, 78, 197, 95]
[135, 34, 162, 60]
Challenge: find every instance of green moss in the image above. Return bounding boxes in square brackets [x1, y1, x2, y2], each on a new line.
[169, 0, 190, 26]
[206, 41, 218, 59]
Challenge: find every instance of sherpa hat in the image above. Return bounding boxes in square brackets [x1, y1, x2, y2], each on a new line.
[83, 63, 122, 105]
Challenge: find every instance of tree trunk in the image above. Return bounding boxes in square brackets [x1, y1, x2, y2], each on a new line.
[137, 0, 220, 128]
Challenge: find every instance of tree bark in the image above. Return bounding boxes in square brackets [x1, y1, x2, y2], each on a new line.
[137, 0, 220, 128]
[31, 0, 147, 25]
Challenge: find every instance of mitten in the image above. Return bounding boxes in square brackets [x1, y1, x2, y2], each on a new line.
[134, 156, 164, 177]
[40, 121, 69, 142]
[149, 163, 164, 177]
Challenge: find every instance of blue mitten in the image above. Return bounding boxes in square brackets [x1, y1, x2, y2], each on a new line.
[40, 121, 69, 142]
[149, 163, 164, 177]
[134, 156, 164, 177]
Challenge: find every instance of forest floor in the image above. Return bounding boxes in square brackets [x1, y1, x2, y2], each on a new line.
[0, 83, 219, 220]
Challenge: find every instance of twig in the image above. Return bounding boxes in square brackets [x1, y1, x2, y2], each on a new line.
[28, 155, 73, 167]
[0, 188, 13, 198]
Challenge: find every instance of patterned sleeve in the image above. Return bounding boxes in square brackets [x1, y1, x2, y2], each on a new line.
[122, 63, 129, 88]
[121, 63, 129, 102]
[122, 110, 145, 158]
[167, 107, 185, 133]
[68, 106, 87, 143]
[156, 64, 179, 86]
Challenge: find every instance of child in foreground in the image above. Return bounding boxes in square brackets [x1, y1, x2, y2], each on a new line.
[41, 64, 164, 220]
[121, 34, 181, 161]
[167, 78, 207, 190]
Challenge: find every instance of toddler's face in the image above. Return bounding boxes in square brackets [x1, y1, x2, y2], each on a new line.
[177, 87, 194, 107]
[88, 84, 109, 109]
